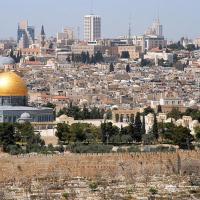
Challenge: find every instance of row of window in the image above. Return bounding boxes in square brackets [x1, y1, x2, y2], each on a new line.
[2, 115, 53, 123]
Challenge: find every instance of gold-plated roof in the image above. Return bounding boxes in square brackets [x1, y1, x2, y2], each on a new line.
[0, 71, 28, 96]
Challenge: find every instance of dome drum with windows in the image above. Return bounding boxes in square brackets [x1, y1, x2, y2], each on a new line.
[0, 71, 54, 123]
[0, 71, 28, 106]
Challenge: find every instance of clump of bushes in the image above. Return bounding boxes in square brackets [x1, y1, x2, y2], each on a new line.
[67, 144, 113, 153]
[62, 192, 69, 199]
[149, 187, 158, 195]
[89, 182, 98, 191]
[128, 145, 140, 153]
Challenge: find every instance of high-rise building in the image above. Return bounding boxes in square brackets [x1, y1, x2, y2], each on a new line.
[57, 27, 75, 44]
[145, 18, 163, 37]
[84, 15, 101, 42]
[17, 20, 35, 48]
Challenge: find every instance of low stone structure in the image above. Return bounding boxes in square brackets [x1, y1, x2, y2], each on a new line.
[0, 151, 200, 183]
[0, 151, 200, 199]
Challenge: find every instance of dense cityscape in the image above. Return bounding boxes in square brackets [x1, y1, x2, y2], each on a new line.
[0, 1, 200, 199]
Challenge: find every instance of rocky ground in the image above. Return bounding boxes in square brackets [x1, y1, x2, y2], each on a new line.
[1, 175, 200, 200]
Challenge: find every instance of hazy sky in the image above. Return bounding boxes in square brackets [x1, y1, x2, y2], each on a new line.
[0, 0, 199, 41]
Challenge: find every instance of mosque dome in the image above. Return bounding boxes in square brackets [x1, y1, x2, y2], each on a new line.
[0, 71, 28, 96]
[20, 112, 31, 119]
[0, 56, 15, 69]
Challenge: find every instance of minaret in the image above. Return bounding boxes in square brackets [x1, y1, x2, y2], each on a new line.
[128, 15, 133, 45]
[40, 25, 46, 47]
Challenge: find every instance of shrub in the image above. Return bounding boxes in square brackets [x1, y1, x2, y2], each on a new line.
[62, 192, 69, 199]
[89, 182, 98, 191]
[7, 145, 22, 155]
[128, 145, 140, 153]
[70, 144, 113, 153]
[149, 187, 158, 195]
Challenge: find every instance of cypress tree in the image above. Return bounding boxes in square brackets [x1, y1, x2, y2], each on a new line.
[157, 105, 162, 113]
[126, 64, 131, 73]
[141, 114, 146, 136]
[109, 63, 114, 72]
[152, 113, 159, 140]
[134, 112, 142, 142]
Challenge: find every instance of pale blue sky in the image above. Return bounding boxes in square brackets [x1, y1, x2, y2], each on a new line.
[0, 0, 199, 41]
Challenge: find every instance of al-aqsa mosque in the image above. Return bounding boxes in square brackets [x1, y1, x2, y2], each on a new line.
[0, 69, 53, 123]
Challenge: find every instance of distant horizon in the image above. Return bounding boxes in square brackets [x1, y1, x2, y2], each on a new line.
[0, 0, 199, 41]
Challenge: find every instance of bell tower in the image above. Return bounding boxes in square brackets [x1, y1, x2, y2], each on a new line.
[40, 25, 46, 47]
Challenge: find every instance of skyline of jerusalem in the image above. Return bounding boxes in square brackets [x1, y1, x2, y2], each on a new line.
[0, 0, 200, 199]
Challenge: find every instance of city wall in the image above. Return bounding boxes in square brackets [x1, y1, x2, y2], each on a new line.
[0, 151, 200, 183]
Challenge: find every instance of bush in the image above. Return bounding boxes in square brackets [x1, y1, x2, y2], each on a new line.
[149, 187, 158, 195]
[62, 192, 69, 199]
[69, 144, 113, 153]
[89, 182, 98, 191]
[54, 144, 65, 153]
[128, 145, 140, 153]
[144, 145, 176, 153]
[7, 145, 22, 155]
[189, 190, 197, 194]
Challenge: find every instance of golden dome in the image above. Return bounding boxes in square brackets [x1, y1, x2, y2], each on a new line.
[0, 71, 28, 96]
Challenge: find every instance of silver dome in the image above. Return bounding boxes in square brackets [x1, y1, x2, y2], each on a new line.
[0, 56, 15, 69]
[20, 112, 31, 119]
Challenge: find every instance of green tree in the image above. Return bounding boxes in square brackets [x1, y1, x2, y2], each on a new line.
[94, 51, 104, 63]
[133, 112, 142, 142]
[121, 51, 130, 59]
[115, 114, 119, 122]
[82, 105, 90, 119]
[173, 126, 194, 149]
[186, 44, 196, 52]
[195, 127, 200, 141]
[0, 123, 15, 152]
[167, 107, 182, 120]
[143, 106, 155, 116]
[159, 122, 175, 142]
[157, 105, 162, 113]
[140, 59, 151, 67]
[126, 64, 131, 73]
[158, 58, 165, 66]
[56, 123, 71, 143]
[16, 122, 45, 153]
[101, 122, 119, 144]
[141, 114, 146, 135]
[81, 52, 87, 63]
[70, 123, 88, 142]
[109, 63, 115, 72]
[184, 108, 200, 121]
[72, 53, 75, 62]
[152, 114, 159, 140]
[86, 51, 90, 63]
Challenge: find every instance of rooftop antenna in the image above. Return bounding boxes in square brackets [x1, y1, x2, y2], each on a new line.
[128, 14, 132, 44]
[77, 26, 80, 42]
[90, 0, 94, 15]
[156, 3, 160, 22]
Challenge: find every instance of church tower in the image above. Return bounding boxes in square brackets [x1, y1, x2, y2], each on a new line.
[40, 25, 46, 47]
